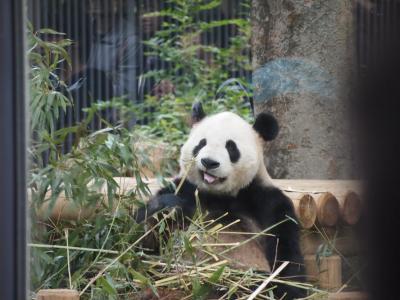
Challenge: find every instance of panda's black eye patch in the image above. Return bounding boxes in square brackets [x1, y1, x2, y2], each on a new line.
[192, 138, 207, 157]
[226, 140, 240, 163]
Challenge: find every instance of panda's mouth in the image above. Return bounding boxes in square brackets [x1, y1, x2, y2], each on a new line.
[200, 171, 227, 185]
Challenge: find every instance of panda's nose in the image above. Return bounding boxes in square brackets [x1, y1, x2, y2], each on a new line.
[201, 158, 220, 169]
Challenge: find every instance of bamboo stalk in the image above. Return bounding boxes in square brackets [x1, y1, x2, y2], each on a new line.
[37, 289, 79, 300]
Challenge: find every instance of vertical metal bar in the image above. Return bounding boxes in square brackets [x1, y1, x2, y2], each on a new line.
[144, 0, 151, 98]
[96, 1, 102, 130]
[105, 0, 111, 124]
[0, 0, 27, 298]
[154, 0, 160, 86]
[67, 0, 73, 147]
[223, 1, 229, 50]
[137, 0, 144, 104]
[89, 0, 96, 131]
[59, 0, 66, 153]
[217, 1, 222, 49]
[73, 0, 80, 125]
[159, 0, 165, 80]
[245, 0, 251, 81]
[202, 2, 208, 72]
[231, 0, 237, 78]
[82, 0, 88, 121]
[112, 0, 117, 112]
[30, 0, 36, 28]
[208, 0, 214, 81]
[136, 0, 142, 104]
[114, 0, 123, 123]
[130, 0, 137, 106]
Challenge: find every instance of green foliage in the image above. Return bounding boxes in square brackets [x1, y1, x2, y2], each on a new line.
[136, 0, 253, 159]
[30, 210, 144, 295]
[29, 96, 155, 213]
[27, 28, 154, 298]
[27, 23, 72, 141]
[144, 0, 251, 95]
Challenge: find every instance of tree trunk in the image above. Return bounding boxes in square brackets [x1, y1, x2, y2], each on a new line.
[252, 0, 355, 179]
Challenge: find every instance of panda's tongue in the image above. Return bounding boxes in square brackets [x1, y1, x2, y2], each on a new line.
[204, 172, 217, 184]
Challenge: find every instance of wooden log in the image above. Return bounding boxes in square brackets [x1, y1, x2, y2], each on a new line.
[36, 197, 95, 221]
[328, 291, 368, 300]
[276, 180, 363, 226]
[288, 193, 317, 229]
[33, 178, 360, 228]
[316, 192, 340, 227]
[274, 180, 362, 195]
[33, 177, 146, 221]
[337, 191, 362, 225]
[37, 289, 79, 300]
[304, 255, 342, 290]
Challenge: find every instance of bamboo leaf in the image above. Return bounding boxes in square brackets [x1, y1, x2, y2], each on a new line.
[37, 28, 66, 35]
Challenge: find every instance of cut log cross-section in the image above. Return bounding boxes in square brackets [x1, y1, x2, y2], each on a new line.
[289, 193, 317, 229]
[316, 192, 340, 227]
[337, 190, 362, 225]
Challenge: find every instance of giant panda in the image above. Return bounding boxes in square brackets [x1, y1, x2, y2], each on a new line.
[135, 103, 305, 299]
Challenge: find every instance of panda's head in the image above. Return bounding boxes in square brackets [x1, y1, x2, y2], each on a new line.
[179, 102, 279, 196]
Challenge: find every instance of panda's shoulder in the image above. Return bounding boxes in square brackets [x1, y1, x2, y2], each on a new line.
[242, 180, 293, 208]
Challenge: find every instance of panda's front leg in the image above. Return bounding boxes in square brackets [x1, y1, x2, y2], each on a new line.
[253, 189, 306, 298]
[265, 215, 305, 278]
[134, 193, 196, 223]
[265, 217, 306, 299]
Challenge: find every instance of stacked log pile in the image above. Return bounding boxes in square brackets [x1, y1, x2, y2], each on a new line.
[275, 180, 364, 296]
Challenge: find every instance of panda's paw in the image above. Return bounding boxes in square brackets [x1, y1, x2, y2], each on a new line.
[274, 285, 306, 300]
[134, 194, 185, 223]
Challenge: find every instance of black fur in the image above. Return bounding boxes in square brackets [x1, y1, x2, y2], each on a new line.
[225, 140, 241, 163]
[191, 101, 206, 125]
[253, 113, 279, 141]
[192, 138, 207, 157]
[135, 178, 305, 299]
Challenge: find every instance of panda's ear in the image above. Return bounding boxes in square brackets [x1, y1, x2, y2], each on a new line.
[253, 113, 279, 141]
[191, 101, 206, 126]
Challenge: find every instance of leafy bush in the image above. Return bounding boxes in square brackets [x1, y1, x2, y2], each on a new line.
[27, 26, 154, 298]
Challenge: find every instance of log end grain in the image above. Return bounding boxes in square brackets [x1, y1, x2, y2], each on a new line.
[340, 191, 362, 225]
[294, 194, 317, 229]
[317, 192, 340, 227]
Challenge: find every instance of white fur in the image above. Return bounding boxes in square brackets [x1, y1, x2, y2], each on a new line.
[179, 112, 274, 196]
